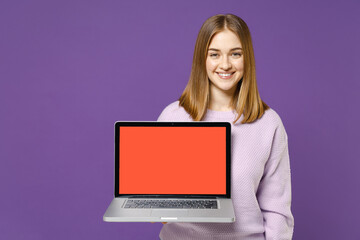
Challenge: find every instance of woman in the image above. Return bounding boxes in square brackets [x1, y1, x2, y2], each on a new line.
[157, 14, 294, 240]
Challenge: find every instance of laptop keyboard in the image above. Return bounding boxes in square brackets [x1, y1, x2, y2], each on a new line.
[124, 199, 218, 209]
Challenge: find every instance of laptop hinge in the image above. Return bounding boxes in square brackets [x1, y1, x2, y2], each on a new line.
[121, 195, 219, 199]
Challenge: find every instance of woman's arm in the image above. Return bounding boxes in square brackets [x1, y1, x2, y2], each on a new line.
[256, 122, 294, 240]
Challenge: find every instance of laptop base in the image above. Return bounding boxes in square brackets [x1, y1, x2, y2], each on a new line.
[103, 198, 235, 223]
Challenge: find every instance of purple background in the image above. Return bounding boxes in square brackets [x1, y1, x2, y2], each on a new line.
[1, 0, 359, 239]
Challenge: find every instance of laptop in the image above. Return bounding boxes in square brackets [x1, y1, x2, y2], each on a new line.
[103, 121, 235, 222]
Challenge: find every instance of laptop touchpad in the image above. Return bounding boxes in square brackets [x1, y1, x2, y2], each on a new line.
[151, 210, 189, 217]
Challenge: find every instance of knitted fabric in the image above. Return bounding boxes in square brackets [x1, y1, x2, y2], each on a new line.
[158, 101, 294, 240]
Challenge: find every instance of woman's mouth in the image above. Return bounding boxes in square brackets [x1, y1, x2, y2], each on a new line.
[217, 72, 234, 79]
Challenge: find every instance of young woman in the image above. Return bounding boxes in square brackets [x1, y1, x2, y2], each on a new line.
[157, 14, 294, 240]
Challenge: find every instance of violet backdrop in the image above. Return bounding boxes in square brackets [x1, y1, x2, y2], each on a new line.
[1, 0, 359, 239]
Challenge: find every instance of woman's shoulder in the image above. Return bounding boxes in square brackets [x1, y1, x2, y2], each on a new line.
[157, 101, 193, 122]
[252, 107, 286, 131]
[262, 108, 283, 125]
[240, 107, 288, 143]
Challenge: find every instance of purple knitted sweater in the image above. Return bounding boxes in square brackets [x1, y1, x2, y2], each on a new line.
[158, 101, 294, 240]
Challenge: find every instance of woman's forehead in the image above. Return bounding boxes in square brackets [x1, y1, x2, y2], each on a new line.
[208, 30, 242, 50]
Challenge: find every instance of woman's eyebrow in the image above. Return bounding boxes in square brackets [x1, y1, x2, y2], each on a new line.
[208, 47, 243, 51]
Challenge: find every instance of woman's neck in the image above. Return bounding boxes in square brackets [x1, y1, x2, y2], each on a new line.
[208, 84, 236, 111]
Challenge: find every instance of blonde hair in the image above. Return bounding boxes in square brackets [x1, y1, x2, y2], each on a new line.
[179, 14, 269, 124]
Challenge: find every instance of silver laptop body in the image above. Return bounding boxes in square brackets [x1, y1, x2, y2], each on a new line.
[103, 122, 235, 223]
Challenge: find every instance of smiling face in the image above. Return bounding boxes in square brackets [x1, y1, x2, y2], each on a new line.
[206, 29, 244, 95]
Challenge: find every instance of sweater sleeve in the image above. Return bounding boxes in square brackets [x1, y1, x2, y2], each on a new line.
[157, 101, 192, 122]
[157, 107, 169, 121]
[256, 120, 294, 240]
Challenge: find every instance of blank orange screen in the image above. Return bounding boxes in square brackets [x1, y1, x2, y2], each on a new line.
[119, 126, 226, 194]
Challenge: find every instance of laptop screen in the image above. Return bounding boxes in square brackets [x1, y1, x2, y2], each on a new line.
[115, 122, 231, 197]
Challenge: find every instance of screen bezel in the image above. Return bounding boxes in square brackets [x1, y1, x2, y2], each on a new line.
[114, 121, 231, 198]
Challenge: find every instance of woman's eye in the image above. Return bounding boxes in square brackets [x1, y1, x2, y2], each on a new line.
[209, 53, 219, 57]
[232, 52, 242, 57]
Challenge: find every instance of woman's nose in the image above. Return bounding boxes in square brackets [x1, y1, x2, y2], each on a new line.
[220, 57, 231, 70]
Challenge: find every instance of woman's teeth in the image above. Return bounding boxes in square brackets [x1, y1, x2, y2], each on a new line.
[218, 73, 231, 77]
[217, 73, 233, 79]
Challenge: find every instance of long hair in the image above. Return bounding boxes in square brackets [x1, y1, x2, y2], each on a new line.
[179, 14, 269, 124]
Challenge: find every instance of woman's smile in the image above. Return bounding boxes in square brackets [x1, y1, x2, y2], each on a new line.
[216, 72, 235, 79]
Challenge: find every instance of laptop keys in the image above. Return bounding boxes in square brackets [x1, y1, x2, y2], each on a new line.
[124, 199, 218, 209]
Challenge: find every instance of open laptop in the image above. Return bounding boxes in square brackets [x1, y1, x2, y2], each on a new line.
[103, 121, 235, 223]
